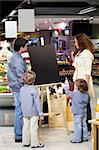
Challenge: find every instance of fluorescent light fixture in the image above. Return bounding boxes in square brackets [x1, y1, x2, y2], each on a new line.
[8, 10, 17, 16]
[40, 37, 45, 46]
[1, 18, 7, 22]
[5, 21, 17, 38]
[78, 6, 96, 14]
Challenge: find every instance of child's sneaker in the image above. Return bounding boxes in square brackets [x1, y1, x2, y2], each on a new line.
[31, 143, 44, 148]
[71, 139, 82, 143]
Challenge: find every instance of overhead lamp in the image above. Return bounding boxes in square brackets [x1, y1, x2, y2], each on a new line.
[1, 18, 7, 22]
[8, 10, 17, 17]
[78, 6, 96, 14]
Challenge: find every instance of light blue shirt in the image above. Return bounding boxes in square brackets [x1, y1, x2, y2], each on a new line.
[20, 84, 43, 117]
[69, 90, 89, 115]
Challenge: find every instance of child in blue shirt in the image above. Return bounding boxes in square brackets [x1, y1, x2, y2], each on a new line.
[20, 70, 44, 148]
[66, 79, 89, 143]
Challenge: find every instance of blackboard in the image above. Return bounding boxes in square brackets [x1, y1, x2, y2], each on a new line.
[28, 45, 60, 85]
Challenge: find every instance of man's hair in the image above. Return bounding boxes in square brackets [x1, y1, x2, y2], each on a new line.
[75, 79, 88, 93]
[14, 38, 27, 52]
[22, 70, 36, 85]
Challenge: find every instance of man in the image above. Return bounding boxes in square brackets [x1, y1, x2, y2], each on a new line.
[7, 38, 27, 142]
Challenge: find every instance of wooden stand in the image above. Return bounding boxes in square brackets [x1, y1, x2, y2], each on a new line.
[37, 82, 70, 134]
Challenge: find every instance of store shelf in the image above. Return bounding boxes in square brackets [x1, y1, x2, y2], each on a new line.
[94, 54, 99, 58]
[59, 70, 74, 76]
[92, 41, 99, 85]
[92, 73, 99, 77]
[93, 80, 99, 85]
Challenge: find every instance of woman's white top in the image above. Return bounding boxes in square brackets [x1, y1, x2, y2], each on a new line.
[72, 49, 95, 97]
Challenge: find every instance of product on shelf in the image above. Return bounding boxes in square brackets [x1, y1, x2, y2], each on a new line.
[0, 60, 11, 93]
[0, 85, 10, 93]
[0, 64, 7, 73]
[92, 40, 99, 85]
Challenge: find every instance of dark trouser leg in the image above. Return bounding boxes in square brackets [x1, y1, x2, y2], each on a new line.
[86, 98, 92, 133]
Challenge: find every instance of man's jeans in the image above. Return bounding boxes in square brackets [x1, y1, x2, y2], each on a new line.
[73, 114, 88, 142]
[13, 92, 23, 139]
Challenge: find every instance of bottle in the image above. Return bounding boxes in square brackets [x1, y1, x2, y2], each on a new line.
[96, 98, 99, 121]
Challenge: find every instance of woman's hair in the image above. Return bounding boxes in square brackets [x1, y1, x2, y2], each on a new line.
[14, 38, 27, 52]
[75, 33, 94, 55]
[22, 70, 36, 85]
[75, 79, 88, 93]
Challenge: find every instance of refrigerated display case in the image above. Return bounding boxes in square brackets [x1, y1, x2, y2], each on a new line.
[0, 52, 14, 126]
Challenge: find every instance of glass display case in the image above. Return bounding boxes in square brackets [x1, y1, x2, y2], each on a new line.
[0, 45, 14, 126]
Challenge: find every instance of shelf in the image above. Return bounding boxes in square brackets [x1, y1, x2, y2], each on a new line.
[59, 70, 74, 76]
[94, 54, 99, 58]
[92, 73, 99, 77]
[0, 93, 13, 96]
[94, 50, 99, 53]
[93, 62, 99, 65]
[92, 68, 99, 71]
[0, 60, 7, 64]
[93, 81, 99, 85]
[0, 83, 8, 86]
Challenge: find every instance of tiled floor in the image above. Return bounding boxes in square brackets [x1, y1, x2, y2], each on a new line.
[0, 84, 98, 150]
[0, 126, 92, 150]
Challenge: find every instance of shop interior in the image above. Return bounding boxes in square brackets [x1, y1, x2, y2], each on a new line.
[0, 0, 99, 150]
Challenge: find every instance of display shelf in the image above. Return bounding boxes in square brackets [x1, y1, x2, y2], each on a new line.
[92, 73, 99, 77]
[0, 59, 13, 102]
[93, 80, 99, 85]
[92, 43, 99, 85]
[59, 70, 74, 76]
[0, 58, 11, 93]
[57, 60, 74, 79]
[94, 54, 99, 58]
[51, 35, 74, 81]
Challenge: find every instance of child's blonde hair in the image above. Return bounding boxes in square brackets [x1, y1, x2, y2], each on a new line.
[22, 70, 36, 85]
[75, 79, 88, 93]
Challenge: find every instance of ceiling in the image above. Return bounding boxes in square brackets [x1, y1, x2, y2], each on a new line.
[0, 0, 99, 31]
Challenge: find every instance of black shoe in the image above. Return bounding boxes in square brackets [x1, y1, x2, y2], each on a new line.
[23, 145, 30, 147]
[31, 143, 44, 148]
[15, 138, 22, 143]
[83, 139, 88, 142]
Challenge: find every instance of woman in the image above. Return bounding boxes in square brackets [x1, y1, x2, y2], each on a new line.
[72, 33, 95, 134]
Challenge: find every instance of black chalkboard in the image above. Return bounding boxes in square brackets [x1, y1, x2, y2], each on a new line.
[28, 45, 60, 85]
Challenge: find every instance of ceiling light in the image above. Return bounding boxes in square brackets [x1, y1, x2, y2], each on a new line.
[1, 18, 7, 22]
[90, 16, 94, 20]
[82, 18, 87, 20]
[9, 17, 12, 20]
[78, 6, 96, 14]
[48, 26, 52, 30]
[8, 10, 17, 17]
[62, 18, 66, 21]
[44, 21, 47, 23]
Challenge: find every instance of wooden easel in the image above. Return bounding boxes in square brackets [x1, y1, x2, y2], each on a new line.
[36, 82, 70, 135]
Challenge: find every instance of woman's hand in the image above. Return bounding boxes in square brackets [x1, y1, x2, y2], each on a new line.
[39, 115, 44, 121]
